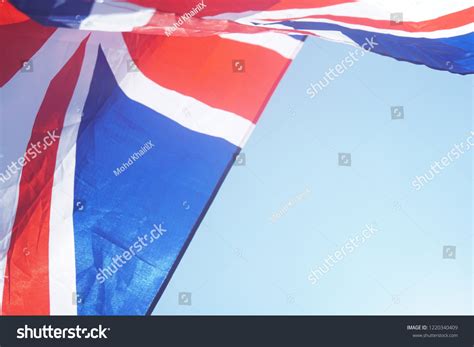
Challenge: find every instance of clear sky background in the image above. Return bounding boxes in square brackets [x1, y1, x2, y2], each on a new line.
[153, 36, 473, 315]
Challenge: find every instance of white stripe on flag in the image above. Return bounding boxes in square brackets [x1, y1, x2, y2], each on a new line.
[79, 0, 155, 32]
[208, 0, 473, 23]
[96, 32, 256, 148]
[49, 38, 99, 316]
[219, 32, 304, 59]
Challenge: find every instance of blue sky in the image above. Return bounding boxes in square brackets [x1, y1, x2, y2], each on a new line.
[153, 36, 473, 315]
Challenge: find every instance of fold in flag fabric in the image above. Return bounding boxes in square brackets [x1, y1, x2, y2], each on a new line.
[0, 0, 472, 315]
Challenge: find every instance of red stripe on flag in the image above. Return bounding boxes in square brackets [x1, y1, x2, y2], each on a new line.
[268, 0, 354, 11]
[2, 37, 88, 316]
[134, 13, 271, 36]
[0, 1, 29, 25]
[123, 33, 293, 122]
[125, 0, 281, 16]
[125, 0, 353, 16]
[0, 20, 56, 87]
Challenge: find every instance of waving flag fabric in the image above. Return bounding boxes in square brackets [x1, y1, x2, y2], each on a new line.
[6, 0, 474, 74]
[0, 0, 473, 315]
[0, 3, 303, 315]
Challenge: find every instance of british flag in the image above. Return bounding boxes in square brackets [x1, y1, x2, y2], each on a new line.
[0, 0, 472, 315]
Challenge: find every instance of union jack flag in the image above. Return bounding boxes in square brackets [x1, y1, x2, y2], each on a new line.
[0, 0, 472, 315]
